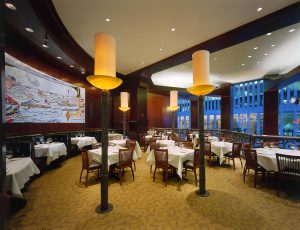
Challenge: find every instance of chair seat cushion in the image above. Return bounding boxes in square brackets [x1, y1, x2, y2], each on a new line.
[89, 161, 101, 169]
[183, 160, 194, 168]
[224, 151, 232, 157]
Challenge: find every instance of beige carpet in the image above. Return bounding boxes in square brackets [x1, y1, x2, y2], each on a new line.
[8, 152, 300, 230]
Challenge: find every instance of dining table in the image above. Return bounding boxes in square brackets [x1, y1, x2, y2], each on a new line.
[6, 157, 40, 197]
[146, 146, 194, 179]
[34, 142, 67, 165]
[210, 141, 233, 165]
[109, 139, 143, 158]
[88, 145, 138, 166]
[71, 136, 97, 149]
[256, 147, 300, 172]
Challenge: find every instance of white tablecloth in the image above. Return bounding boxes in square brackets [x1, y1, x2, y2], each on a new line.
[34, 142, 67, 165]
[6, 157, 40, 197]
[108, 133, 123, 140]
[88, 146, 138, 167]
[109, 139, 143, 158]
[71, 136, 97, 149]
[211, 141, 233, 165]
[146, 146, 194, 178]
[256, 148, 300, 172]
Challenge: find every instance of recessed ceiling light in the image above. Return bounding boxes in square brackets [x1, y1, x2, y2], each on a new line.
[241, 64, 245, 66]
[70, 65, 74, 68]
[141, 61, 144, 64]
[266, 32, 272, 36]
[213, 58, 217, 61]
[289, 29, 295, 33]
[25, 27, 34, 33]
[159, 48, 163, 51]
[248, 55, 252, 58]
[105, 18, 110, 22]
[171, 28, 176, 32]
[264, 53, 268, 56]
[42, 44, 49, 48]
[5, 3, 17, 10]
[257, 7, 262, 12]
[257, 61, 260, 64]
[57, 56, 62, 60]
[271, 44, 276, 47]
[253, 47, 258, 50]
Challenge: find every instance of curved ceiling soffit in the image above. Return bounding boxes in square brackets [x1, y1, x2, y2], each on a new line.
[29, 0, 94, 76]
[128, 2, 300, 79]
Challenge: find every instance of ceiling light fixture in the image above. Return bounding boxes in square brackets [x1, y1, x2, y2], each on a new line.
[171, 28, 176, 32]
[5, 2, 16, 10]
[70, 65, 74, 68]
[25, 27, 34, 33]
[257, 7, 262, 12]
[159, 48, 163, 51]
[141, 61, 144, 64]
[271, 44, 276, 47]
[42, 33, 49, 48]
[266, 32, 272, 36]
[241, 64, 245, 66]
[248, 55, 252, 58]
[253, 47, 258, 50]
[105, 18, 110, 22]
[289, 29, 295, 33]
[57, 56, 62, 60]
[264, 53, 268, 56]
[81, 67, 85, 75]
[213, 58, 217, 61]
[257, 61, 260, 64]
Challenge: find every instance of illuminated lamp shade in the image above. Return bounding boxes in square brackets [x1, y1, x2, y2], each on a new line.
[187, 50, 215, 96]
[167, 90, 179, 111]
[87, 33, 122, 90]
[119, 92, 130, 111]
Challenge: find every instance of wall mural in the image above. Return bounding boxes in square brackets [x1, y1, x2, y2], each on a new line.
[4, 53, 85, 123]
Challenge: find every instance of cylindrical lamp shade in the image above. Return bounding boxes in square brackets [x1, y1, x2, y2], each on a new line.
[119, 92, 130, 111]
[167, 90, 179, 111]
[187, 50, 214, 96]
[87, 33, 122, 90]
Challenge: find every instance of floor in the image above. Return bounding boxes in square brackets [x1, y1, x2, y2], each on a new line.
[7, 151, 300, 230]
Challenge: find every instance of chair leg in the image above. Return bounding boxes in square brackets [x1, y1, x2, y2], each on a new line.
[119, 170, 122, 186]
[254, 169, 257, 188]
[243, 166, 247, 182]
[233, 158, 235, 170]
[131, 167, 135, 181]
[239, 157, 243, 168]
[193, 169, 197, 186]
[277, 176, 280, 197]
[153, 168, 157, 182]
[150, 165, 152, 173]
[133, 160, 136, 171]
[165, 170, 168, 187]
[79, 169, 83, 183]
[85, 170, 89, 187]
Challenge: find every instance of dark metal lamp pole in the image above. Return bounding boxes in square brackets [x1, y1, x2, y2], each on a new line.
[122, 111, 126, 139]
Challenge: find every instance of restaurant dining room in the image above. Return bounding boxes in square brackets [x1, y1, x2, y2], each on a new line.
[1, 0, 300, 229]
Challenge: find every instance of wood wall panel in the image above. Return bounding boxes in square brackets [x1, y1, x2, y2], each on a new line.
[263, 91, 278, 135]
[191, 100, 198, 129]
[4, 43, 102, 135]
[221, 96, 231, 130]
[147, 92, 171, 128]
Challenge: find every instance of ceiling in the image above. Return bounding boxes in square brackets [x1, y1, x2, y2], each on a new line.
[52, 0, 299, 75]
[152, 22, 300, 88]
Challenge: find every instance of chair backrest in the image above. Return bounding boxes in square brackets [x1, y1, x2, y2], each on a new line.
[244, 149, 257, 170]
[186, 132, 192, 142]
[119, 149, 133, 168]
[138, 134, 145, 144]
[154, 149, 168, 168]
[81, 150, 89, 170]
[276, 153, 300, 177]
[204, 142, 212, 157]
[149, 137, 157, 143]
[183, 142, 194, 149]
[194, 138, 199, 148]
[150, 142, 160, 151]
[6, 142, 32, 158]
[194, 149, 200, 168]
[232, 143, 242, 157]
[126, 140, 136, 151]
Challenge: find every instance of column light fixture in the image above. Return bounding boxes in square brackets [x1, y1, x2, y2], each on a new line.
[119, 92, 130, 138]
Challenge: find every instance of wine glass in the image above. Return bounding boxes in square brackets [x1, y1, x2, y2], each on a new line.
[290, 144, 297, 151]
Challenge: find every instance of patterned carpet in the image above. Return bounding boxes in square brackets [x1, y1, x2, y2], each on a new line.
[8, 152, 300, 230]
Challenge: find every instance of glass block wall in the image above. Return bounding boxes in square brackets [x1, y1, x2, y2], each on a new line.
[231, 80, 264, 134]
[177, 98, 191, 129]
[278, 81, 300, 136]
[204, 96, 221, 129]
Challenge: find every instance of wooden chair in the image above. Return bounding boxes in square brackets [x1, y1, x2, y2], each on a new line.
[153, 149, 174, 186]
[224, 142, 242, 170]
[149, 142, 160, 173]
[113, 149, 134, 185]
[276, 153, 300, 197]
[79, 150, 101, 187]
[126, 140, 137, 170]
[183, 149, 200, 186]
[243, 149, 265, 188]
[204, 142, 218, 166]
[241, 143, 251, 159]
[138, 134, 147, 151]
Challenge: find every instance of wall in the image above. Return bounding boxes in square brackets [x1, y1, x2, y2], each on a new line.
[147, 92, 171, 128]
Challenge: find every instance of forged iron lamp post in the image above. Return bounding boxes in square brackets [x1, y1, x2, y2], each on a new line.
[87, 33, 122, 213]
[119, 92, 130, 139]
[168, 90, 179, 136]
[187, 50, 214, 197]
